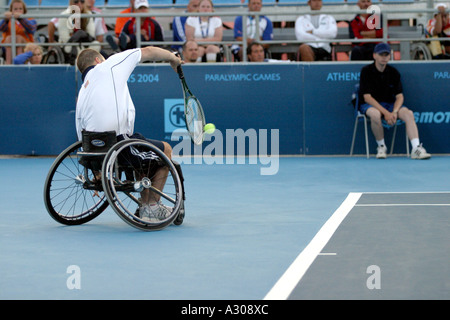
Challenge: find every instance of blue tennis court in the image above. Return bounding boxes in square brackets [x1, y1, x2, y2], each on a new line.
[0, 155, 449, 300]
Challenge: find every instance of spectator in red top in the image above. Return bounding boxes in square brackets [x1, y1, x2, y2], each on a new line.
[107, 0, 163, 52]
[0, 0, 37, 64]
[349, 0, 383, 60]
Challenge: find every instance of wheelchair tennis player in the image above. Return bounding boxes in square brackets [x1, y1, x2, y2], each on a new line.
[75, 47, 183, 220]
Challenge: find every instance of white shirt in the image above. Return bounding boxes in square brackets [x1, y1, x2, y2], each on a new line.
[295, 14, 337, 53]
[186, 16, 222, 39]
[75, 49, 141, 141]
[58, 7, 96, 54]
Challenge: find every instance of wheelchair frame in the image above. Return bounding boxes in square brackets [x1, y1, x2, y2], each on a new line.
[43, 138, 185, 231]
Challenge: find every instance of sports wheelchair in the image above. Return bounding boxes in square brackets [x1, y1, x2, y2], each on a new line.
[43, 131, 185, 231]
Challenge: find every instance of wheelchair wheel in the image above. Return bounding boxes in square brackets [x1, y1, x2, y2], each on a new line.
[101, 139, 184, 231]
[44, 141, 109, 225]
[410, 43, 432, 60]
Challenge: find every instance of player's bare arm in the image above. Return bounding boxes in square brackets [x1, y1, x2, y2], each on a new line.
[140, 46, 183, 71]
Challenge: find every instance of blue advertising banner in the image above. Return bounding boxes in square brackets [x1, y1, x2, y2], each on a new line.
[1, 62, 448, 156]
[0, 65, 77, 155]
[129, 63, 304, 156]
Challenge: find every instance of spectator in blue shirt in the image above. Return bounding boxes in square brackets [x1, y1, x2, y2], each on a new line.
[13, 42, 43, 64]
[233, 0, 273, 61]
[172, 0, 200, 52]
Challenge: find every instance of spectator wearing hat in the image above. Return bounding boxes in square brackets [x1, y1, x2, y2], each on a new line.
[107, 0, 164, 51]
[358, 43, 431, 160]
[426, 3, 450, 58]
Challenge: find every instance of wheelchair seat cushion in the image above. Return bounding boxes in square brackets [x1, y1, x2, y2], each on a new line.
[82, 130, 117, 153]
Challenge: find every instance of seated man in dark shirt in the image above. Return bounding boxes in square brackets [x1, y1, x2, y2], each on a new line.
[358, 43, 431, 159]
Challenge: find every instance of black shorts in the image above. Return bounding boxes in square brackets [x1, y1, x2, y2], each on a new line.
[310, 47, 331, 61]
[118, 133, 165, 152]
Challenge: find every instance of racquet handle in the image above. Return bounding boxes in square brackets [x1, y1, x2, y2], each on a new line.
[174, 52, 184, 79]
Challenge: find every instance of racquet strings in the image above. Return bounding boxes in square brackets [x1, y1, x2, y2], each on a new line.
[186, 97, 203, 144]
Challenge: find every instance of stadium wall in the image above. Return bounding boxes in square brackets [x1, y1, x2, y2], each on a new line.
[0, 61, 449, 156]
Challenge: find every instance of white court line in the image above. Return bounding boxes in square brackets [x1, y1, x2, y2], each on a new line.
[355, 204, 450, 206]
[361, 191, 450, 194]
[263, 192, 362, 300]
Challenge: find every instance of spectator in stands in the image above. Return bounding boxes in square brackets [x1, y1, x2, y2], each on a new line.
[349, 0, 383, 60]
[247, 41, 287, 62]
[182, 40, 200, 63]
[426, 3, 450, 59]
[85, 0, 108, 46]
[0, 0, 37, 64]
[110, 0, 164, 51]
[294, 0, 337, 61]
[13, 42, 43, 64]
[47, 18, 58, 45]
[58, 0, 100, 64]
[358, 43, 431, 160]
[247, 42, 265, 62]
[232, 0, 273, 61]
[172, 0, 200, 53]
[50, 0, 106, 49]
[185, 0, 223, 62]
[115, 0, 135, 38]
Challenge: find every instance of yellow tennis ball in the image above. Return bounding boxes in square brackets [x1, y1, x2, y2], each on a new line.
[204, 123, 216, 134]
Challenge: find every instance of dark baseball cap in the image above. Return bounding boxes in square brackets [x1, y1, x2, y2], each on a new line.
[374, 43, 391, 54]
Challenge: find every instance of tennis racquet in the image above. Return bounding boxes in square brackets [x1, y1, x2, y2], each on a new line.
[175, 55, 206, 145]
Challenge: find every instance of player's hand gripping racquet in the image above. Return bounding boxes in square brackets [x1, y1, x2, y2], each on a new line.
[175, 54, 206, 145]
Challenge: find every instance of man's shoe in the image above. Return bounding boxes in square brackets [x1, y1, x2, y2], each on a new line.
[149, 202, 172, 220]
[119, 33, 128, 50]
[105, 34, 119, 51]
[139, 204, 152, 221]
[376, 145, 387, 159]
[411, 144, 431, 160]
[139, 202, 172, 221]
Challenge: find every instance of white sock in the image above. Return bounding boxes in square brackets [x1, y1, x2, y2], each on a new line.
[376, 139, 385, 147]
[410, 138, 420, 149]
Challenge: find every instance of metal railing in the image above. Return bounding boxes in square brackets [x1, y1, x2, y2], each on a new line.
[0, 7, 447, 63]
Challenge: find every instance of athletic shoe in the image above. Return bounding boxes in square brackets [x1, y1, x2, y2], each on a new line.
[139, 202, 172, 220]
[411, 144, 431, 160]
[105, 34, 119, 51]
[376, 145, 387, 159]
[139, 204, 151, 221]
[149, 202, 172, 220]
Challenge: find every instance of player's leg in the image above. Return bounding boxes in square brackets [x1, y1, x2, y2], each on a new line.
[129, 135, 174, 218]
[140, 141, 172, 205]
[101, 139, 183, 230]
